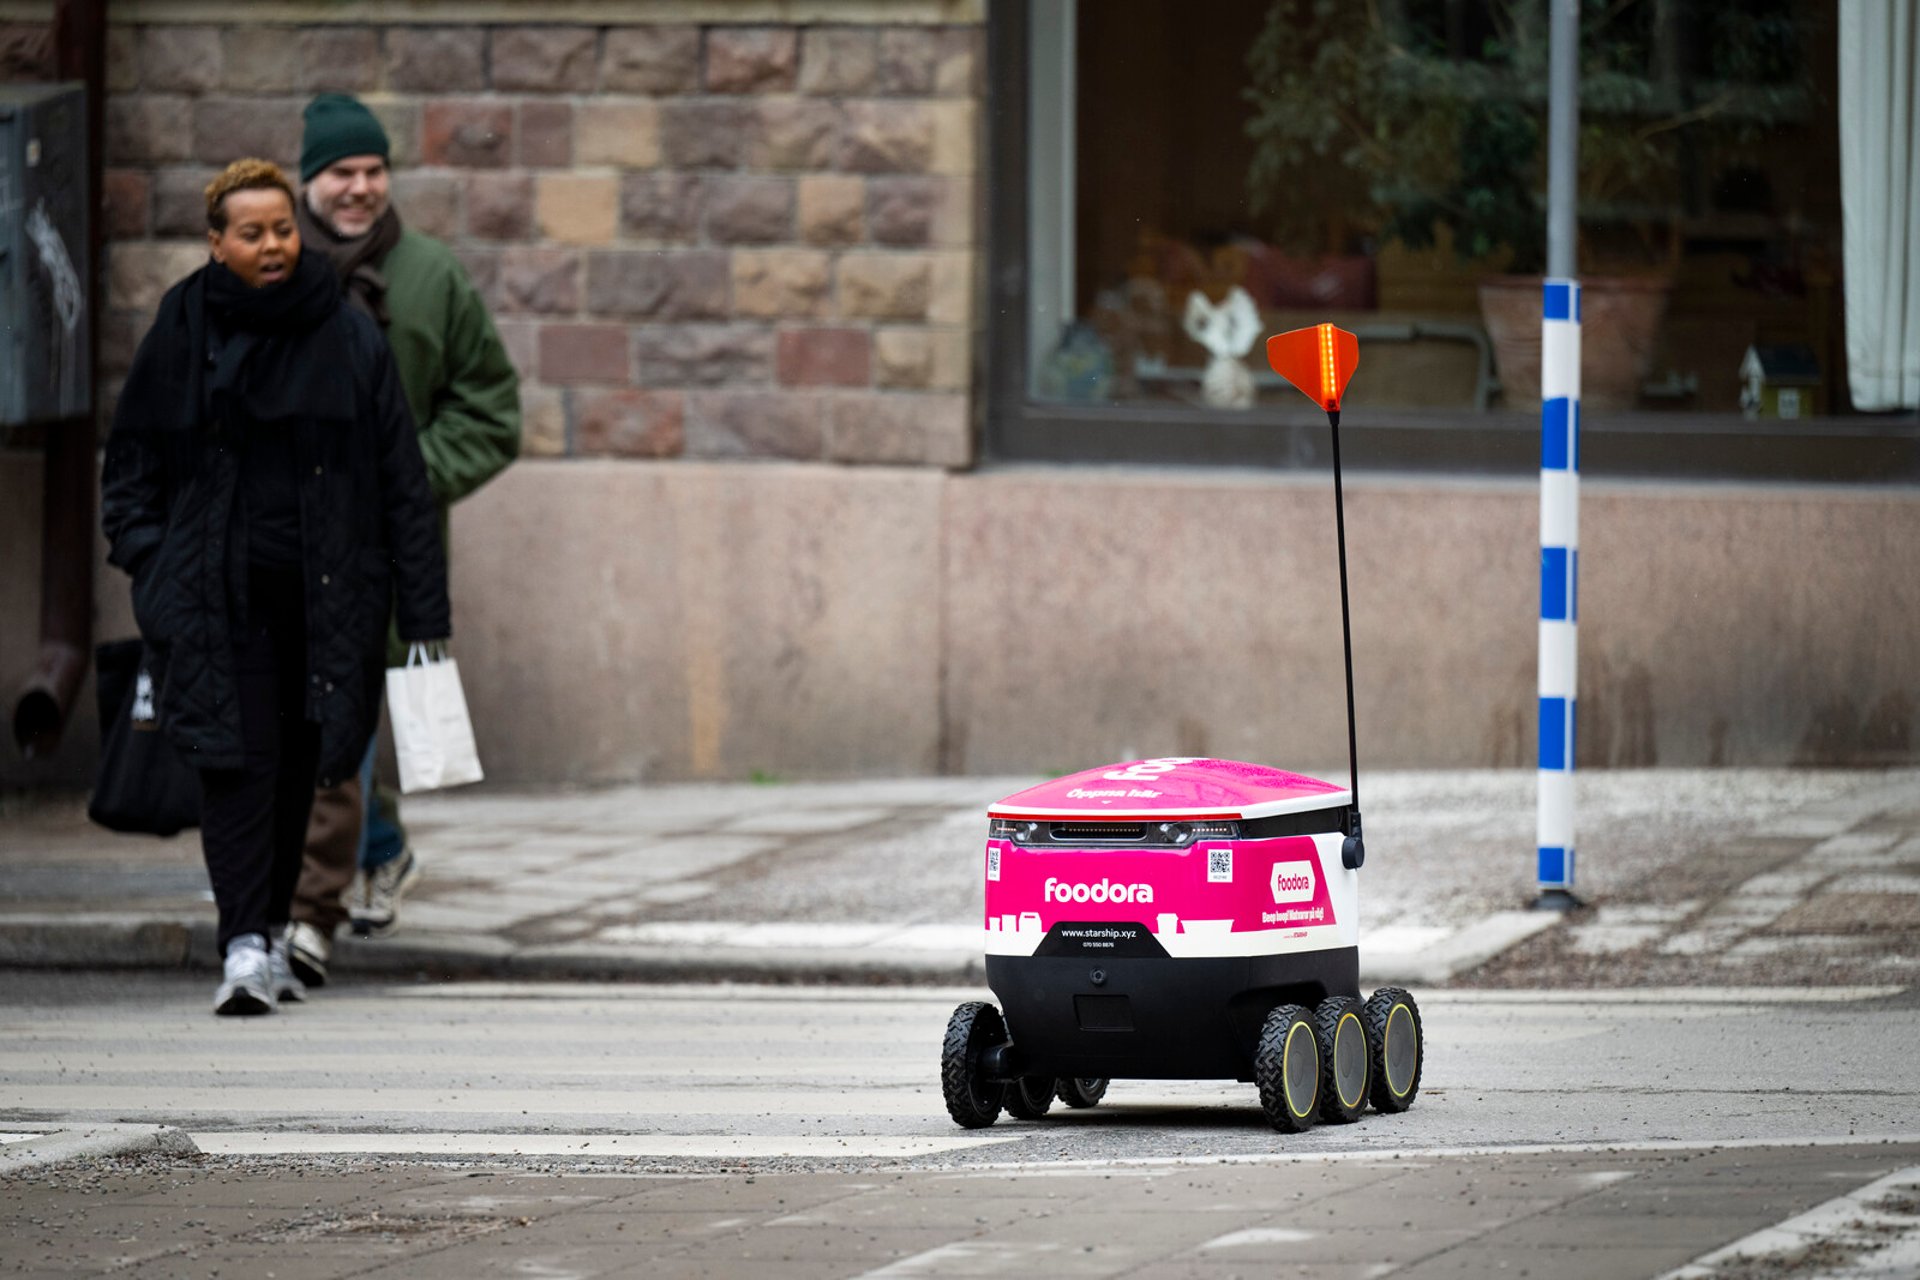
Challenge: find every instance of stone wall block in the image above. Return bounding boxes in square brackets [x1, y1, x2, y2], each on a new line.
[685, 391, 823, 459]
[706, 27, 798, 94]
[390, 171, 461, 240]
[454, 247, 500, 302]
[935, 28, 983, 97]
[634, 326, 774, 388]
[536, 174, 618, 245]
[731, 250, 831, 320]
[100, 309, 147, 377]
[572, 389, 685, 458]
[928, 250, 972, 325]
[105, 26, 137, 91]
[423, 100, 513, 167]
[866, 176, 942, 247]
[490, 26, 598, 93]
[386, 26, 485, 92]
[797, 174, 864, 246]
[586, 251, 731, 321]
[747, 99, 841, 172]
[877, 28, 939, 95]
[366, 100, 421, 169]
[493, 318, 538, 382]
[602, 25, 700, 94]
[620, 173, 706, 244]
[497, 247, 581, 315]
[192, 97, 301, 168]
[539, 323, 630, 384]
[0, 24, 53, 81]
[107, 96, 193, 165]
[519, 385, 567, 457]
[152, 166, 216, 237]
[705, 176, 794, 245]
[837, 252, 931, 320]
[799, 28, 876, 95]
[139, 26, 222, 94]
[466, 172, 534, 241]
[102, 169, 150, 239]
[928, 100, 976, 176]
[518, 101, 573, 168]
[827, 391, 969, 467]
[838, 101, 933, 174]
[297, 27, 380, 93]
[220, 26, 300, 92]
[777, 328, 871, 388]
[873, 327, 930, 390]
[107, 241, 206, 312]
[661, 101, 751, 170]
[576, 99, 661, 169]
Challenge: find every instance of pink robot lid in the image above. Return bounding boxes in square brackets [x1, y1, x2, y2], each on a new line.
[988, 758, 1350, 821]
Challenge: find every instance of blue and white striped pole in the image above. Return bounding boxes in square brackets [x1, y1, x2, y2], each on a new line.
[1536, 279, 1581, 908]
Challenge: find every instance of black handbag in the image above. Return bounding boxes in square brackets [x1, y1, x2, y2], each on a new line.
[87, 638, 201, 836]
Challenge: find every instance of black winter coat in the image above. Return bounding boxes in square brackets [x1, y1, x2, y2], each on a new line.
[101, 259, 449, 787]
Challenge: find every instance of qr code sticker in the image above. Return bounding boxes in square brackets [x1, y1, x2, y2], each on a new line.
[1207, 847, 1232, 883]
[987, 846, 1001, 882]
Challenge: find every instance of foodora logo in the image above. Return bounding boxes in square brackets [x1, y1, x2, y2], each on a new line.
[1270, 860, 1316, 904]
[1044, 877, 1155, 905]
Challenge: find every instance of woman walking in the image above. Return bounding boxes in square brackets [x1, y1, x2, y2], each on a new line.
[102, 159, 448, 1015]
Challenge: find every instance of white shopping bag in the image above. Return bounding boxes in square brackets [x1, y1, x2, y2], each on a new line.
[385, 643, 484, 793]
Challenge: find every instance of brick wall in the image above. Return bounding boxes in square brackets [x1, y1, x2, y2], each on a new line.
[5, 7, 982, 468]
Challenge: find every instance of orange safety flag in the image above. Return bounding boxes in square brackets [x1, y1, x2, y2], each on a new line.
[1265, 323, 1359, 414]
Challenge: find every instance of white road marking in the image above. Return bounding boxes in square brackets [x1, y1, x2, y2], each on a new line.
[192, 1132, 1019, 1159]
[1659, 1165, 1920, 1279]
[959, 1134, 1920, 1172]
[850, 1241, 1065, 1277]
[1202, 1227, 1318, 1248]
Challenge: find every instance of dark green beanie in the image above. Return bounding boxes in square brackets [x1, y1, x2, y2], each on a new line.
[299, 94, 390, 181]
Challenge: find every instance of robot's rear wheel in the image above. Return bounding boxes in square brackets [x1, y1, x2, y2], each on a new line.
[1005, 1075, 1056, 1119]
[1055, 1077, 1109, 1109]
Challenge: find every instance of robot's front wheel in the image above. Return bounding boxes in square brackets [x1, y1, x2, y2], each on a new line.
[1055, 1077, 1109, 1109]
[941, 1001, 1008, 1129]
[1254, 1004, 1320, 1133]
[1363, 987, 1425, 1113]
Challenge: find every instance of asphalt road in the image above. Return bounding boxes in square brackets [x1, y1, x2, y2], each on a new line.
[3, 973, 1919, 1277]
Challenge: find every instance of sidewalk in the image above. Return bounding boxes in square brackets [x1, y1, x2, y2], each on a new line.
[2, 768, 1916, 988]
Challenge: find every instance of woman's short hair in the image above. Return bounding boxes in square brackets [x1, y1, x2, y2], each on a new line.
[205, 159, 295, 232]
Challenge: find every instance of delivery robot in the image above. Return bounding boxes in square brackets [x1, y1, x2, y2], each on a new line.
[939, 326, 1424, 1133]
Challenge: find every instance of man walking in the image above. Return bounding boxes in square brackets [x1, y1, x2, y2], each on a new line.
[285, 94, 520, 987]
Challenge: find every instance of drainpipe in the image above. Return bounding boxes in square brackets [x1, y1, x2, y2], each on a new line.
[11, 0, 104, 758]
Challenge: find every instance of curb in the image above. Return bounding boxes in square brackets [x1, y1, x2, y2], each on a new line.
[0, 913, 1564, 988]
[0, 1124, 200, 1175]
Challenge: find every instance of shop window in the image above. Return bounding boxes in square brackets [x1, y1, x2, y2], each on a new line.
[985, 0, 1916, 479]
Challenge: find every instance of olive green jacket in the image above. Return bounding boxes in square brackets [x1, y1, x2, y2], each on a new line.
[377, 228, 520, 662]
[379, 228, 521, 510]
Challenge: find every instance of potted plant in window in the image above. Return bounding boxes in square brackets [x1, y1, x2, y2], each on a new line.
[1243, 0, 1811, 410]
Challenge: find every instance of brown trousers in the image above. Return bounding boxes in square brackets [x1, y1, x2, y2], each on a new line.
[290, 773, 363, 937]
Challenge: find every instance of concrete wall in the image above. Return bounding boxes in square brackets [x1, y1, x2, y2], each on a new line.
[450, 463, 1919, 782]
[6, 455, 1917, 786]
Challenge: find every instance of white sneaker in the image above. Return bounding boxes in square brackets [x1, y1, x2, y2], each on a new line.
[214, 935, 275, 1016]
[286, 921, 331, 988]
[269, 929, 308, 1004]
[351, 847, 422, 938]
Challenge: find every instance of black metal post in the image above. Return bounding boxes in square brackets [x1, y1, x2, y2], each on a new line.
[1328, 409, 1365, 870]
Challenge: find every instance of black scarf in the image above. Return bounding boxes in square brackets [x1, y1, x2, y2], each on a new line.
[119, 248, 353, 434]
[296, 200, 403, 326]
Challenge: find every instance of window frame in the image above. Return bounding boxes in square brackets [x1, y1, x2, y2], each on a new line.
[981, 0, 1920, 482]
